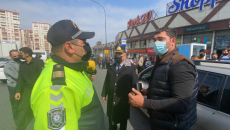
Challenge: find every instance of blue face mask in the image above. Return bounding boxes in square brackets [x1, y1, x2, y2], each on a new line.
[153, 42, 168, 56]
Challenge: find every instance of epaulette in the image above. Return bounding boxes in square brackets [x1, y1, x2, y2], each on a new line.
[51, 64, 66, 85]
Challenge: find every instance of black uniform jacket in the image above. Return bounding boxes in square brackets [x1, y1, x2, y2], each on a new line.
[101, 59, 138, 122]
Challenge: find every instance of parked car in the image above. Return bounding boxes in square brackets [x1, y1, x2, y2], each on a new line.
[138, 60, 230, 130]
[0, 57, 9, 83]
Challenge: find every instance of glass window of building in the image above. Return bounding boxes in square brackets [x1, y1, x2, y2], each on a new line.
[214, 30, 230, 56]
[140, 40, 146, 48]
[131, 41, 138, 48]
[183, 34, 192, 44]
[176, 35, 182, 45]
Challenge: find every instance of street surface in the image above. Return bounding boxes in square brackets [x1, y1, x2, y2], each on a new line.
[0, 66, 150, 130]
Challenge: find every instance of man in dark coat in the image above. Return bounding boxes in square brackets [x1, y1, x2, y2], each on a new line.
[101, 46, 138, 130]
[128, 27, 198, 130]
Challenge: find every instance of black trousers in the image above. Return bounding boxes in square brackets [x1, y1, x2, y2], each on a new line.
[8, 86, 19, 126]
[138, 65, 143, 73]
[109, 118, 127, 130]
[102, 63, 106, 69]
[17, 88, 34, 130]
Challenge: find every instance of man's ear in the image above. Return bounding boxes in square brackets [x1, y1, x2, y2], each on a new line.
[64, 42, 75, 54]
[171, 37, 176, 46]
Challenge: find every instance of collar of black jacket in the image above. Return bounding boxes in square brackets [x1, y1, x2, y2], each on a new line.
[158, 46, 178, 65]
[52, 55, 88, 72]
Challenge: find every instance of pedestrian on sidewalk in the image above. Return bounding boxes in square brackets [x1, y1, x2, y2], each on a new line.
[101, 45, 138, 130]
[14, 47, 43, 130]
[4, 50, 20, 126]
[137, 54, 143, 73]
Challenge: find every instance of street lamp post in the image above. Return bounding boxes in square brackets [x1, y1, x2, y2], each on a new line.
[91, 0, 107, 45]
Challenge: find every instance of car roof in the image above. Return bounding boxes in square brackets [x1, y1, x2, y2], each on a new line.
[195, 61, 230, 76]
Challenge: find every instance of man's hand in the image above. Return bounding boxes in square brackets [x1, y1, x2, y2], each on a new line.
[90, 75, 95, 81]
[141, 88, 148, 96]
[15, 93, 20, 100]
[128, 88, 144, 108]
[102, 97, 106, 103]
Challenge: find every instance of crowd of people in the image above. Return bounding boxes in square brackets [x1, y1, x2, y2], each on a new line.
[2, 19, 221, 130]
[191, 46, 230, 61]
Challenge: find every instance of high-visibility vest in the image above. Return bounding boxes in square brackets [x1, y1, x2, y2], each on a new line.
[45, 58, 53, 67]
[31, 60, 95, 130]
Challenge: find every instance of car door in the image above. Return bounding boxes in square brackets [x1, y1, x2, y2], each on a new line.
[138, 66, 153, 117]
[193, 72, 226, 130]
[196, 76, 230, 130]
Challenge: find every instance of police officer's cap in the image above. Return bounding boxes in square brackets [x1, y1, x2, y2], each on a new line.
[47, 20, 95, 47]
[114, 45, 126, 53]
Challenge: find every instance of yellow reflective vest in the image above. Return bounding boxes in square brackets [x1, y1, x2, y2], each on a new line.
[31, 60, 97, 130]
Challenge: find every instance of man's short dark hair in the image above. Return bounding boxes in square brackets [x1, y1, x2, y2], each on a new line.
[227, 45, 230, 48]
[19, 47, 33, 57]
[9, 50, 18, 56]
[222, 48, 227, 51]
[154, 27, 177, 39]
[199, 49, 207, 53]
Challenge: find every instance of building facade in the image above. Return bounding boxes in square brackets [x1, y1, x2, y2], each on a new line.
[0, 9, 21, 43]
[23, 30, 34, 49]
[115, 0, 230, 59]
[32, 22, 51, 52]
[93, 41, 117, 58]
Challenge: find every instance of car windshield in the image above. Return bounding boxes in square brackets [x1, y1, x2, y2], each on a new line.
[0, 58, 9, 61]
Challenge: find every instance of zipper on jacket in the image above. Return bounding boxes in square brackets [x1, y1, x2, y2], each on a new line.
[172, 114, 178, 127]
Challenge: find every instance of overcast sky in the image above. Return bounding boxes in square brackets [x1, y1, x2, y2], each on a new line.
[0, 0, 173, 46]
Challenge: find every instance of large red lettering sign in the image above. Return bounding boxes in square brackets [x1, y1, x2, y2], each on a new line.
[146, 47, 156, 55]
[127, 10, 152, 29]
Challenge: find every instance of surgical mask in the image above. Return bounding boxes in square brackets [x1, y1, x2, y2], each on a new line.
[153, 42, 169, 56]
[13, 58, 21, 62]
[212, 57, 217, 60]
[73, 42, 92, 61]
[114, 55, 122, 64]
[200, 54, 205, 58]
[223, 53, 228, 56]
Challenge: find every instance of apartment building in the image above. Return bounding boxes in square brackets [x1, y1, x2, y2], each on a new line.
[0, 9, 21, 42]
[32, 22, 51, 52]
[24, 30, 34, 49]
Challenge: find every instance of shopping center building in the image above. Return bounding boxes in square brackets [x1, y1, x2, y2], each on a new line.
[115, 0, 230, 58]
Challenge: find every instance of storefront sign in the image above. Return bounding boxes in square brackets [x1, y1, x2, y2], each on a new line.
[168, 0, 218, 14]
[146, 47, 156, 56]
[127, 10, 152, 29]
[127, 49, 147, 53]
[127, 34, 153, 42]
[214, 35, 230, 49]
[184, 24, 209, 33]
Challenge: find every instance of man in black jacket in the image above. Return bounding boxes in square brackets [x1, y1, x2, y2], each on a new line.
[101, 46, 138, 130]
[129, 27, 198, 130]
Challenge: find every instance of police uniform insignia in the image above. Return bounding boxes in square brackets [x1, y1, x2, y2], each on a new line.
[136, 69, 138, 74]
[52, 64, 66, 85]
[56, 65, 61, 68]
[48, 108, 66, 129]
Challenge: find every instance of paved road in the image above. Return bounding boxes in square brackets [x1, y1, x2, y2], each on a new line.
[0, 66, 151, 130]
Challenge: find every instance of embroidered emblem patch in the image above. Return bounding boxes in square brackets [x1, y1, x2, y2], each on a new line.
[136, 69, 138, 74]
[48, 108, 66, 129]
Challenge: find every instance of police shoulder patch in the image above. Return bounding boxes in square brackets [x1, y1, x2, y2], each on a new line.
[48, 108, 66, 130]
[52, 64, 66, 85]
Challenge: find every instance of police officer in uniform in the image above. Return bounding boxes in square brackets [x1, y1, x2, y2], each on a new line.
[30, 20, 105, 130]
[101, 46, 138, 130]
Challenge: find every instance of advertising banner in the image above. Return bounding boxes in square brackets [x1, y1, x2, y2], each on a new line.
[214, 35, 230, 49]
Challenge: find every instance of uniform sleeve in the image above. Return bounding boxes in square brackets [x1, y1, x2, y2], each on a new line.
[101, 69, 109, 97]
[15, 65, 25, 93]
[143, 61, 196, 114]
[131, 65, 138, 90]
[4, 64, 18, 80]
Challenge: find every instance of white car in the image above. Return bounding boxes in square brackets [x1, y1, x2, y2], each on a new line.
[138, 60, 230, 130]
[0, 57, 9, 83]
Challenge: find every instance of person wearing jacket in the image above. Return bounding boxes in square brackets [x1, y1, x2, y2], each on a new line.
[4, 50, 20, 126]
[101, 46, 138, 130]
[143, 57, 151, 70]
[137, 54, 143, 73]
[128, 27, 198, 130]
[30, 20, 105, 130]
[219, 48, 230, 62]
